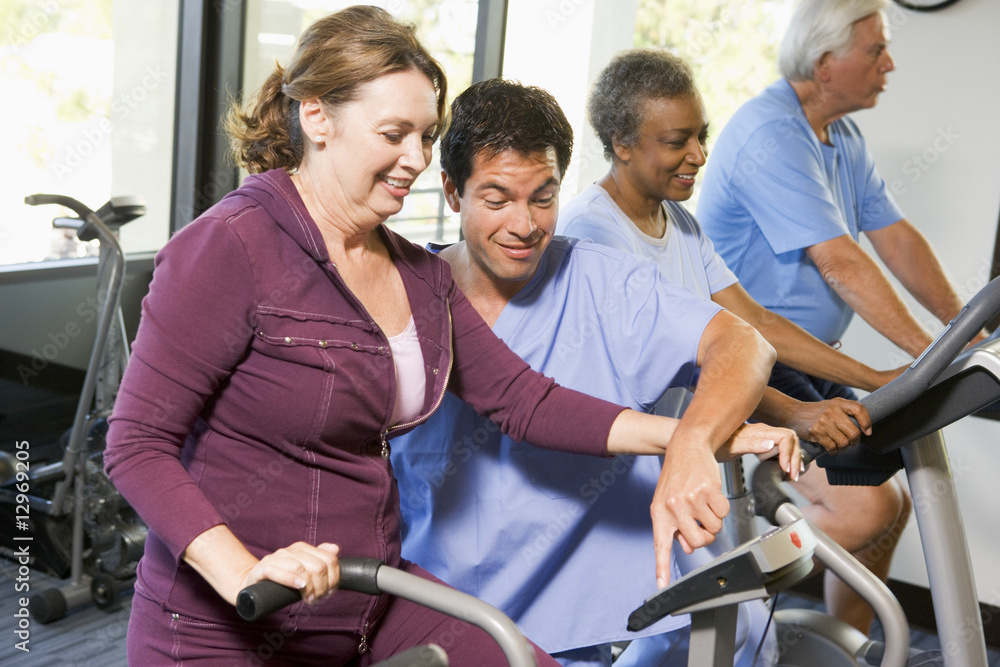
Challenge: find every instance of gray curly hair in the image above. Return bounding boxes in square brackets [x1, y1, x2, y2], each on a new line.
[588, 48, 698, 162]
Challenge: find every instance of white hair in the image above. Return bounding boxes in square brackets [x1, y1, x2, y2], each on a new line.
[778, 0, 890, 81]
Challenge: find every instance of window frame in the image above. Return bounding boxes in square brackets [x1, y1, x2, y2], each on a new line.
[0, 0, 508, 283]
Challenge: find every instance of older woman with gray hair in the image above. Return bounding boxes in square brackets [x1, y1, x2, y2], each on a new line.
[559, 31, 912, 661]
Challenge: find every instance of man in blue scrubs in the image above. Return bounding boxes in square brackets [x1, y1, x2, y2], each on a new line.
[388, 79, 856, 666]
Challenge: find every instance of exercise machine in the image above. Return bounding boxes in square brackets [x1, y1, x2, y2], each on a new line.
[0, 194, 148, 623]
[631, 274, 1000, 665]
[800, 272, 1000, 666]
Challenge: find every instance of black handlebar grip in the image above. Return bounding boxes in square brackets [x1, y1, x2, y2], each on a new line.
[337, 557, 384, 595]
[236, 580, 301, 621]
[235, 557, 386, 622]
[799, 438, 827, 466]
[752, 458, 794, 525]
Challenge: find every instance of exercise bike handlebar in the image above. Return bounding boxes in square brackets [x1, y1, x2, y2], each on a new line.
[860, 274, 1000, 423]
[237, 557, 537, 667]
[789, 275, 1000, 472]
[757, 275, 1000, 521]
[25, 193, 106, 244]
[24, 193, 95, 220]
[23, 194, 127, 516]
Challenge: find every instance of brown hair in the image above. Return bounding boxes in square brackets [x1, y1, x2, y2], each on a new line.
[226, 5, 448, 174]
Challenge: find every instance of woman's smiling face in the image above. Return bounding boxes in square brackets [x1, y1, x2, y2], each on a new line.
[313, 68, 441, 226]
[616, 93, 709, 203]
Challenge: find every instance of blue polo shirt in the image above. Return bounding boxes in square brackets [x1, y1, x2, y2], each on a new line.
[697, 78, 903, 343]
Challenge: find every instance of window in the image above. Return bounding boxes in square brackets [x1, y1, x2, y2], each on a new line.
[502, 0, 793, 208]
[633, 1, 790, 149]
[0, 0, 180, 265]
[634, 0, 792, 209]
[242, 0, 481, 246]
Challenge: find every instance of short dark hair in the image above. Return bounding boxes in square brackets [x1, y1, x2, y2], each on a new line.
[440, 78, 573, 196]
[589, 48, 697, 162]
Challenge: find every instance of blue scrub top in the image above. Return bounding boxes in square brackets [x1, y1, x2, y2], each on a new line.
[391, 238, 721, 652]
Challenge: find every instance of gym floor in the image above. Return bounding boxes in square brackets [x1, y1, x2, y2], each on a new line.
[0, 566, 129, 666]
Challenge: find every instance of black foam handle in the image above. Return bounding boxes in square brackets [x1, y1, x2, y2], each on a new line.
[236, 557, 385, 621]
[25, 193, 104, 242]
[752, 458, 793, 525]
[799, 439, 826, 466]
[236, 580, 301, 621]
[338, 557, 384, 595]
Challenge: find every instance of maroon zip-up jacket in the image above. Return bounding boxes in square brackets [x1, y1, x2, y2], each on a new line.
[105, 169, 625, 635]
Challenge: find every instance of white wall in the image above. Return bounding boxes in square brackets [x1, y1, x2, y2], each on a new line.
[502, 0, 637, 196]
[844, 0, 1000, 603]
[506, 0, 1000, 604]
[0, 264, 152, 371]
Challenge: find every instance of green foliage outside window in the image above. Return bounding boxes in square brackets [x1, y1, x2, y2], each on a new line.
[634, 0, 787, 151]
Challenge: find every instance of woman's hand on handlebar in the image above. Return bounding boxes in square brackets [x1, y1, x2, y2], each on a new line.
[787, 397, 871, 454]
[183, 524, 341, 606]
[240, 542, 341, 605]
[719, 423, 802, 480]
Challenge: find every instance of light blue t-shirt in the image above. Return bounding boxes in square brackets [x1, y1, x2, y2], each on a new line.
[551, 186, 776, 666]
[558, 184, 738, 303]
[391, 238, 722, 653]
[697, 78, 903, 343]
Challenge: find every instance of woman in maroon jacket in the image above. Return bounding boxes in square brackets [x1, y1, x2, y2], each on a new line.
[105, 6, 797, 665]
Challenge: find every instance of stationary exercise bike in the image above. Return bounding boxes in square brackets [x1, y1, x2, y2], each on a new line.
[630, 274, 1000, 666]
[0, 194, 148, 623]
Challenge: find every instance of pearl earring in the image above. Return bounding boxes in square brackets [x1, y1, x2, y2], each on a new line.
[315, 136, 324, 144]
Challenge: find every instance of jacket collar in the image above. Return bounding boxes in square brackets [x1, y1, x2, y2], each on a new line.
[238, 169, 328, 263]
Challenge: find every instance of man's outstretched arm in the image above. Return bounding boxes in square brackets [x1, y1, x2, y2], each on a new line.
[647, 309, 778, 588]
[867, 220, 984, 344]
[806, 233, 933, 357]
[712, 282, 904, 392]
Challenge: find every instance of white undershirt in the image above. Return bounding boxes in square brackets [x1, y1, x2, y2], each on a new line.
[387, 316, 426, 426]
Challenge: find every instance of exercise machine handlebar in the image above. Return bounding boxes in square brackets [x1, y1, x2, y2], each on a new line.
[237, 557, 538, 667]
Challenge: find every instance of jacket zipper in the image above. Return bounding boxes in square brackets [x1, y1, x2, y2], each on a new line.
[358, 621, 369, 654]
[332, 271, 453, 642]
[326, 261, 455, 458]
[379, 298, 455, 457]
